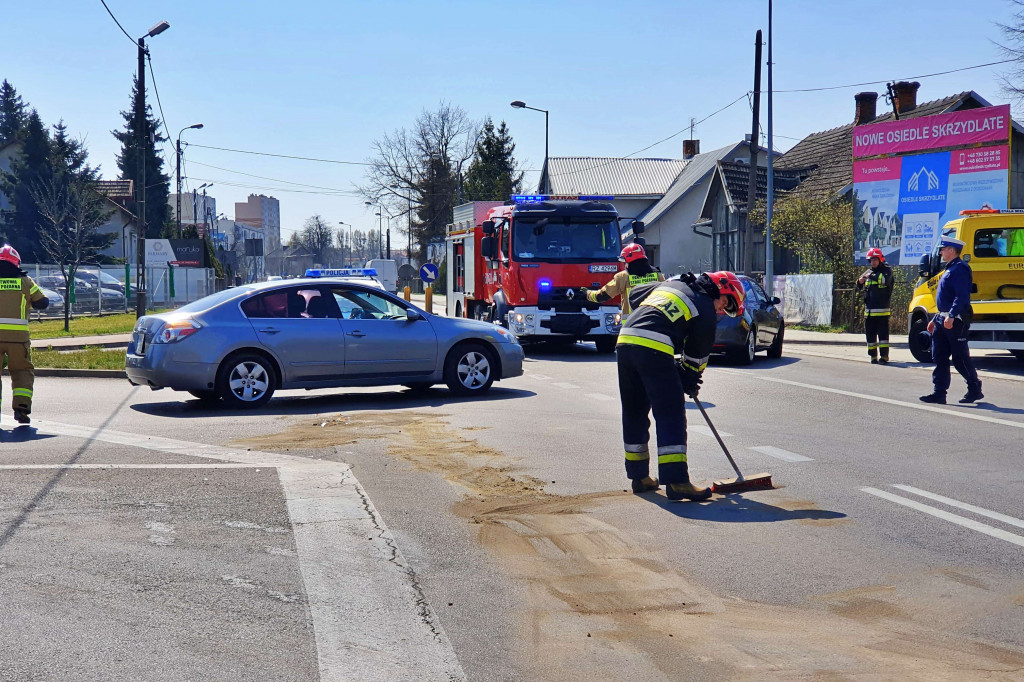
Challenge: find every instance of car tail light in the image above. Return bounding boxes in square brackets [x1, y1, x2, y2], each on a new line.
[153, 320, 201, 344]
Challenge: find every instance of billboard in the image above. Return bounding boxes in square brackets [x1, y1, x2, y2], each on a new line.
[145, 239, 207, 268]
[852, 104, 1011, 265]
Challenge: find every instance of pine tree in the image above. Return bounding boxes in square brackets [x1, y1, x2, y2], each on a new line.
[0, 109, 53, 259]
[112, 75, 170, 238]
[463, 119, 524, 201]
[0, 80, 27, 145]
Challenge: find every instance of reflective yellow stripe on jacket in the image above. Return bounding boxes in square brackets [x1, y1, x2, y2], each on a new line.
[616, 327, 675, 355]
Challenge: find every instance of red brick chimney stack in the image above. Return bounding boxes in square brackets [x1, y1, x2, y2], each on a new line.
[854, 92, 878, 126]
[683, 139, 700, 160]
[893, 81, 920, 114]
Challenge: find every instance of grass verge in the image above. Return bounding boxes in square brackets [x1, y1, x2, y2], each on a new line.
[32, 347, 126, 370]
[789, 324, 849, 333]
[30, 311, 169, 339]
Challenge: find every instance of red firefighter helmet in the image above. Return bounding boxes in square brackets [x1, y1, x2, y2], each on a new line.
[0, 244, 21, 267]
[866, 247, 885, 263]
[619, 243, 647, 264]
[706, 270, 745, 317]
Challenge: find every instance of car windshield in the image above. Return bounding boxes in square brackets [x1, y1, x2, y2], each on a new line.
[176, 287, 253, 313]
[513, 217, 621, 263]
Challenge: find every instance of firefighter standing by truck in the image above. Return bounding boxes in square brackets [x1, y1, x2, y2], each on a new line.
[0, 245, 48, 425]
[582, 244, 664, 316]
[615, 271, 745, 501]
[857, 247, 893, 364]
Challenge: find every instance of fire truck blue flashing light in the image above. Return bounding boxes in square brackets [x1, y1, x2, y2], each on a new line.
[538, 278, 553, 291]
[511, 194, 615, 203]
[305, 268, 378, 278]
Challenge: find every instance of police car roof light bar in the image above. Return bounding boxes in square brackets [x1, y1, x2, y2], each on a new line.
[305, 268, 378, 278]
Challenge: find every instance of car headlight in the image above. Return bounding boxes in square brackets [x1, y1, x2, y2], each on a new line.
[494, 327, 519, 344]
[152, 320, 202, 344]
[604, 312, 622, 333]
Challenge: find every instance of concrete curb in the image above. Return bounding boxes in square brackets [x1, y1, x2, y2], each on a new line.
[786, 339, 909, 349]
[33, 341, 129, 351]
[32, 368, 127, 379]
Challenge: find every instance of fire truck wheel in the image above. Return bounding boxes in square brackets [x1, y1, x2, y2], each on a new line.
[444, 343, 496, 395]
[594, 337, 617, 354]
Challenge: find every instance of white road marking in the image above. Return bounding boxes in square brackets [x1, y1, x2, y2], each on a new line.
[0, 463, 270, 469]
[585, 393, 614, 402]
[553, 382, 580, 389]
[861, 487, 1024, 549]
[719, 369, 1024, 431]
[689, 425, 733, 438]
[749, 446, 813, 462]
[892, 485, 1024, 530]
[23, 419, 466, 681]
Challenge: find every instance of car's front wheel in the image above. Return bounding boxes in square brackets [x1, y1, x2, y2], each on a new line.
[217, 353, 277, 408]
[444, 343, 496, 395]
[908, 314, 933, 363]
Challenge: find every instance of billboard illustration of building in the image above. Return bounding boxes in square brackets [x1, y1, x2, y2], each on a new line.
[852, 104, 1011, 265]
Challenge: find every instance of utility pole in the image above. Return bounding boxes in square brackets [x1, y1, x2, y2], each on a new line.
[765, 0, 775, 296]
[743, 30, 763, 278]
[135, 37, 147, 317]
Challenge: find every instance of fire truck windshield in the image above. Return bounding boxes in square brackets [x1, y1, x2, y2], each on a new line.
[512, 218, 621, 263]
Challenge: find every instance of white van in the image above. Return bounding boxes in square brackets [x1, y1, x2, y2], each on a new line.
[365, 259, 398, 294]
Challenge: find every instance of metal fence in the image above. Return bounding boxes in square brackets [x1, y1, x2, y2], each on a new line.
[23, 263, 217, 319]
[832, 266, 917, 334]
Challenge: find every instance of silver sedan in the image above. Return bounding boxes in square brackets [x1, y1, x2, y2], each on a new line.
[125, 278, 524, 408]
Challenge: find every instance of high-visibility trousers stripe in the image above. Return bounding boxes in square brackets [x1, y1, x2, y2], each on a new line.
[624, 450, 650, 461]
[13, 388, 32, 398]
[658, 453, 688, 464]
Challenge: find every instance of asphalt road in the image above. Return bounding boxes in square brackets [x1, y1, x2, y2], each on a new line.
[2, 342, 1023, 680]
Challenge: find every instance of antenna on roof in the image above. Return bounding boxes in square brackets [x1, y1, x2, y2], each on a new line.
[885, 82, 900, 120]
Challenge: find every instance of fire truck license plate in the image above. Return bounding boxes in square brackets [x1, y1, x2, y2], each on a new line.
[589, 264, 617, 273]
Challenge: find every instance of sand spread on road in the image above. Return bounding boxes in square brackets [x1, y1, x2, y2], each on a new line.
[239, 411, 1024, 680]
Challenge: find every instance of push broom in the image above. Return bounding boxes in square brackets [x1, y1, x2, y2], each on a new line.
[692, 397, 774, 493]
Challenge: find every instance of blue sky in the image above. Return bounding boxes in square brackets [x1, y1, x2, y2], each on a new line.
[2, 0, 1018, 239]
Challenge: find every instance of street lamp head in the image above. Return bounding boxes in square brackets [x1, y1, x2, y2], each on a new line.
[190, 123, 204, 130]
[510, 100, 526, 109]
[147, 20, 170, 37]
[364, 201, 373, 206]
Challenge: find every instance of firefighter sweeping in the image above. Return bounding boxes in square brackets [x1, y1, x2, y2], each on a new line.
[0, 244, 48, 425]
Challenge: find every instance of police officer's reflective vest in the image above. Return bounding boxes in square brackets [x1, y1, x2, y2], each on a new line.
[0, 275, 45, 343]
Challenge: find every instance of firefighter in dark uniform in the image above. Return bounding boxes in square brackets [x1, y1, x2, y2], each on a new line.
[582, 243, 664, 316]
[616, 271, 745, 501]
[0, 244, 48, 425]
[920, 236, 983, 405]
[857, 247, 893, 363]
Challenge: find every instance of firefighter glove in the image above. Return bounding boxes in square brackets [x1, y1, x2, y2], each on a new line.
[678, 366, 703, 398]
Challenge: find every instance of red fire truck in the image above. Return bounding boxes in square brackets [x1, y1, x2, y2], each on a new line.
[445, 195, 638, 352]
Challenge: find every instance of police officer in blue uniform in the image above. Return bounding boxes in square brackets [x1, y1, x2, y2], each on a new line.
[920, 236, 983, 405]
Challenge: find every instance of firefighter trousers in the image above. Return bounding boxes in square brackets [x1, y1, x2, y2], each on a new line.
[0, 341, 34, 414]
[616, 343, 691, 485]
[865, 315, 890, 360]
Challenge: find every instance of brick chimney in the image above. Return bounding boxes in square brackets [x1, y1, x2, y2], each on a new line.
[892, 81, 920, 114]
[854, 92, 878, 126]
[683, 139, 700, 160]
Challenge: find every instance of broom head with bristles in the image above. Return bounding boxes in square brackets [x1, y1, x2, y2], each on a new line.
[711, 473, 774, 493]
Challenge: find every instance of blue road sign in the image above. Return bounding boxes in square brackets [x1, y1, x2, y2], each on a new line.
[420, 263, 439, 283]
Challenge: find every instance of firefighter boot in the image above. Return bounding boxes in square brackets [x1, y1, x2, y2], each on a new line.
[666, 480, 712, 502]
[631, 476, 660, 494]
[13, 408, 30, 425]
[960, 382, 984, 404]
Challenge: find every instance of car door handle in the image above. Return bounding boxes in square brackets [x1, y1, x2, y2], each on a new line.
[258, 327, 280, 334]
[347, 330, 366, 337]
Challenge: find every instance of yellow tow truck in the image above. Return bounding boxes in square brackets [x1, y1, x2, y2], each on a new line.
[908, 209, 1024, 363]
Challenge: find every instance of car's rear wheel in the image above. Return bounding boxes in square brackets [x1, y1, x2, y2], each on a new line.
[444, 343, 496, 395]
[594, 337, 617, 354]
[217, 353, 277, 408]
[766, 325, 784, 359]
[188, 389, 220, 403]
[730, 328, 756, 365]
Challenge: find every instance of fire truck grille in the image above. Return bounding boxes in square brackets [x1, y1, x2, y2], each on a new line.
[538, 287, 601, 312]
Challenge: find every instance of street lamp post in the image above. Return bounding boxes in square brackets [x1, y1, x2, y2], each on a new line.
[176, 123, 203, 238]
[338, 221, 352, 266]
[135, 19, 170, 318]
[511, 100, 550, 193]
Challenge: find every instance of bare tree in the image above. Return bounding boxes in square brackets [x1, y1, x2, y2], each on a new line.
[300, 214, 334, 265]
[360, 102, 480, 259]
[998, 1, 1024, 105]
[31, 175, 113, 331]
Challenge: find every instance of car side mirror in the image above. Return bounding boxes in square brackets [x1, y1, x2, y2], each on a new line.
[919, 253, 931, 279]
[770, 296, 781, 305]
[406, 308, 424, 321]
[481, 220, 496, 236]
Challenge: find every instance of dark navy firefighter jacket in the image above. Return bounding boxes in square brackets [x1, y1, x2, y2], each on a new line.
[934, 256, 973, 323]
[619, 278, 718, 373]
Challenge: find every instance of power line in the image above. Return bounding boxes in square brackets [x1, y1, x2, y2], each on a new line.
[187, 176, 357, 196]
[145, 53, 175, 163]
[186, 143, 375, 167]
[99, 0, 135, 45]
[187, 159, 362, 194]
[770, 58, 1016, 94]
